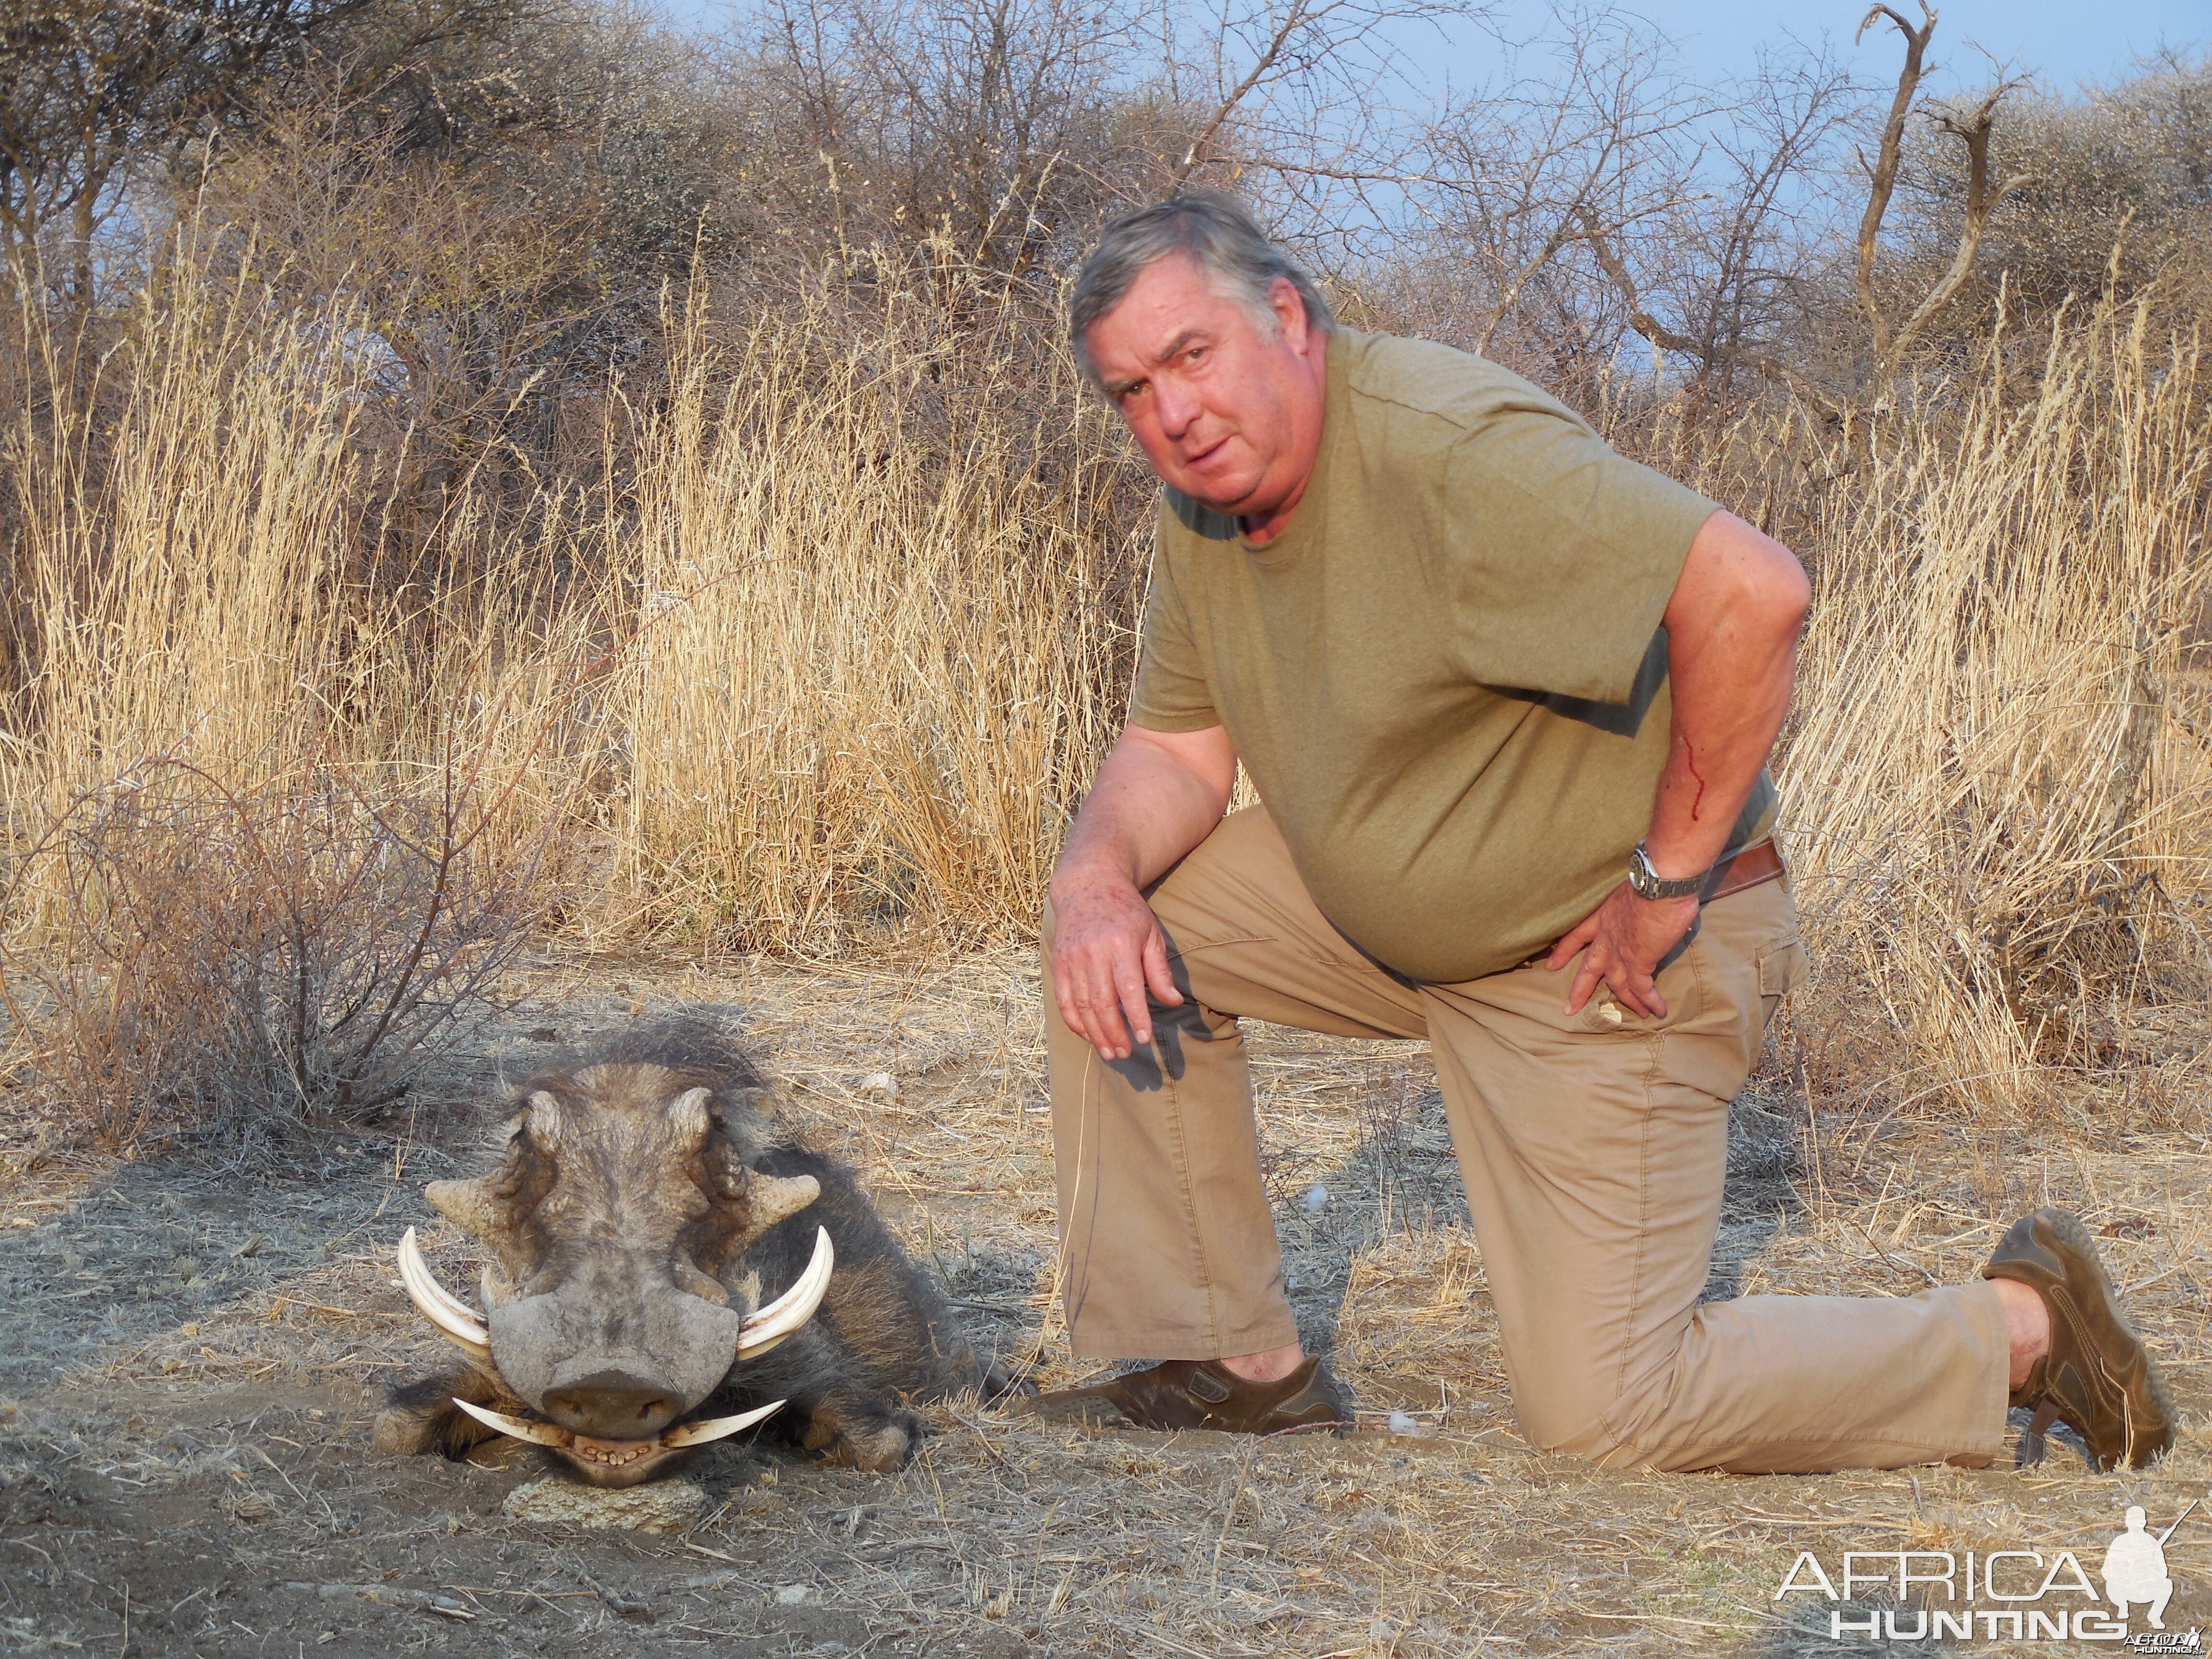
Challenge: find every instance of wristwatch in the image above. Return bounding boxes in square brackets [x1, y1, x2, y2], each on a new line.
[1626, 842, 1709, 901]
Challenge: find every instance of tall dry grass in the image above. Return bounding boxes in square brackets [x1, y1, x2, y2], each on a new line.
[0, 239, 1152, 1136]
[0, 247, 613, 1141]
[1777, 306, 2212, 1129]
[3, 228, 2206, 1141]
[612, 280, 1142, 952]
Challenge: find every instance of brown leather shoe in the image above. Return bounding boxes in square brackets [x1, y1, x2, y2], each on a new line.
[1981, 1207, 2175, 1471]
[1038, 1357, 1351, 1435]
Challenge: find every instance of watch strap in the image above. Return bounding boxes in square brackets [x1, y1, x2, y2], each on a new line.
[1628, 842, 1710, 901]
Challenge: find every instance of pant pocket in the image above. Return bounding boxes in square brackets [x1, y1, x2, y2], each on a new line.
[1756, 937, 1807, 998]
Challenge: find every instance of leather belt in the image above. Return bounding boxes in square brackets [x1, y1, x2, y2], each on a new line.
[1698, 836, 1786, 904]
[1642, 838, 1786, 974]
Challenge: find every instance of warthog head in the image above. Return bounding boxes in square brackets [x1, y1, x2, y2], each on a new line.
[397, 1059, 832, 1486]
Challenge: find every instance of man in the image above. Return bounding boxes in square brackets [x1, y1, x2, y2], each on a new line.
[1039, 191, 2172, 1473]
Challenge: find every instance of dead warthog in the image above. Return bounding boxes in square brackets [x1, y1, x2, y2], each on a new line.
[375, 1021, 1006, 1485]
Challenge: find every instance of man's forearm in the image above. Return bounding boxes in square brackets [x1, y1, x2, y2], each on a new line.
[1050, 728, 1236, 900]
[1645, 664, 1791, 877]
[1643, 512, 1810, 880]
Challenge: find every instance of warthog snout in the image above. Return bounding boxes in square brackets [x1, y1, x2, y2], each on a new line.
[488, 1277, 751, 1440]
[541, 1370, 678, 1439]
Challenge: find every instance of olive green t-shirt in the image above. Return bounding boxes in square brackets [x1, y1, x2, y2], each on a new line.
[1129, 327, 1777, 983]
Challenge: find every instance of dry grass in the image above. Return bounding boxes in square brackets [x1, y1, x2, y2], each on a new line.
[6, 227, 2208, 1142]
[611, 280, 1140, 952]
[0, 245, 616, 1138]
[0, 238, 1159, 1134]
[1778, 308, 2212, 1129]
[0, 58, 2207, 1659]
[4, 952, 2211, 1657]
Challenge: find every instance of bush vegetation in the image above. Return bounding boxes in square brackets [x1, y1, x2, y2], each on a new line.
[0, 0, 2206, 1144]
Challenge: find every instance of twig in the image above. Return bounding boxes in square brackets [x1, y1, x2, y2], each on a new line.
[283, 1583, 475, 1621]
[268, 1296, 360, 1319]
[577, 1571, 653, 1621]
[1848, 1210, 1940, 1286]
[248, 1444, 308, 1506]
[1210, 1438, 1262, 1599]
[851, 1540, 960, 1562]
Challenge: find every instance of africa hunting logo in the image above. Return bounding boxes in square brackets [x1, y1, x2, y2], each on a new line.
[1774, 1502, 2201, 1646]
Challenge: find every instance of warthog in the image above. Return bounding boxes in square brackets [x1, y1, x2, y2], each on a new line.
[374, 1021, 1005, 1485]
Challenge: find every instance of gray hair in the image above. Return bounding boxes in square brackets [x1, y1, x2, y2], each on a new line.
[1069, 192, 1334, 390]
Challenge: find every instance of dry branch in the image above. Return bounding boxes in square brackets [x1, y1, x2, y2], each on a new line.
[1853, 1, 1938, 340]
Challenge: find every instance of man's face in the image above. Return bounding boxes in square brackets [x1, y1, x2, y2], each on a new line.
[1082, 254, 1326, 531]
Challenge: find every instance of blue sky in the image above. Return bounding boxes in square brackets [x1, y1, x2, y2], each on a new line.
[1540, 0, 2206, 95]
[654, 0, 2204, 97]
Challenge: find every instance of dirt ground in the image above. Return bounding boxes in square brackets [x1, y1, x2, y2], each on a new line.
[2, 948, 2208, 1658]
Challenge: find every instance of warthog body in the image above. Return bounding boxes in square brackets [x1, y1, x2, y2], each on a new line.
[375, 1021, 1005, 1484]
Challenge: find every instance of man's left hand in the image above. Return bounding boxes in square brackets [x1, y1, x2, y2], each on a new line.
[1547, 885, 1701, 1019]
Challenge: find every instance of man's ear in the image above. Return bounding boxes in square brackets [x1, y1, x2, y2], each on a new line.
[1270, 275, 1312, 350]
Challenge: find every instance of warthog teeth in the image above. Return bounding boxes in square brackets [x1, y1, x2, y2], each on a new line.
[398, 1227, 494, 1365]
[660, 1400, 786, 1448]
[736, 1226, 834, 1359]
[450, 1398, 786, 1460]
[451, 1398, 573, 1446]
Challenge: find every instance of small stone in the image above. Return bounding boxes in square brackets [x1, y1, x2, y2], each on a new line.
[502, 1477, 707, 1534]
[774, 1583, 812, 1605]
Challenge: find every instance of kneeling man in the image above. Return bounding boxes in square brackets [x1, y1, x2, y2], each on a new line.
[1041, 191, 2171, 1472]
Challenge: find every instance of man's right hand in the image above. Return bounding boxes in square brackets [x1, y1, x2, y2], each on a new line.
[1048, 867, 1182, 1061]
[1045, 721, 1238, 1062]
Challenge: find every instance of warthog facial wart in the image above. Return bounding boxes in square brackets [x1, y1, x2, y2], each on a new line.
[374, 1019, 1012, 1485]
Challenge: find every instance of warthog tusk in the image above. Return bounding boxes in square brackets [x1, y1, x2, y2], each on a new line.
[451, 1398, 573, 1446]
[399, 1227, 487, 1325]
[660, 1400, 785, 1448]
[736, 1226, 833, 1359]
[398, 1227, 494, 1365]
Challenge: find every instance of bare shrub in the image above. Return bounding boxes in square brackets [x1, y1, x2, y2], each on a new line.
[2, 752, 561, 1146]
[1899, 49, 2212, 336]
[0, 228, 609, 1146]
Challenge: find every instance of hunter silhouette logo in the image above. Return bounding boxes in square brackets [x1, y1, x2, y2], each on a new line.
[2105, 1505, 2179, 1630]
[1775, 1500, 2200, 1644]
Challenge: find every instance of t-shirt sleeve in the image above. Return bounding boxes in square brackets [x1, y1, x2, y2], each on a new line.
[1442, 402, 1719, 705]
[1126, 530, 1221, 733]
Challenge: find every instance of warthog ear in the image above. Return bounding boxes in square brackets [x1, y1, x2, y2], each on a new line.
[523, 1090, 563, 1147]
[750, 1171, 821, 1229]
[425, 1178, 499, 1238]
[667, 1087, 713, 1145]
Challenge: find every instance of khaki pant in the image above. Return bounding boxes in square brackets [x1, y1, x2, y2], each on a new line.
[1045, 806, 2011, 1473]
